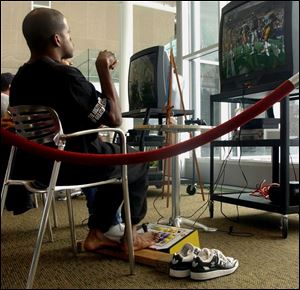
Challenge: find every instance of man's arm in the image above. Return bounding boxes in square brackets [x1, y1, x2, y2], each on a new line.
[95, 50, 122, 127]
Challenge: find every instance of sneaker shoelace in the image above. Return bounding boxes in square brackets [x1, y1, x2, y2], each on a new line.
[212, 249, 236, 268]
[212, 249, 228, 266]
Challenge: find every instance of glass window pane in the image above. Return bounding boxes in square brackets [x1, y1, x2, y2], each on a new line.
[182, 2, 221, 158]
[189, 1, 219, 53]
[199, 1, 219, 49]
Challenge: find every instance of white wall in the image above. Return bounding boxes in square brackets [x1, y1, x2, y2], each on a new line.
[182, 158, 299, 188]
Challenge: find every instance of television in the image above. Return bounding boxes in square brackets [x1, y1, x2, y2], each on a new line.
[128, 45, 171, 113]
[219, 1, 299, 95]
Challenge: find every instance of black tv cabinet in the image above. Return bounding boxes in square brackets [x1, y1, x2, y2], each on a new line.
[209, 91, 299, 238]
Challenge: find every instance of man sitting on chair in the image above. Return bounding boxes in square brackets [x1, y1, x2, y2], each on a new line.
[9, 8, 157, 251]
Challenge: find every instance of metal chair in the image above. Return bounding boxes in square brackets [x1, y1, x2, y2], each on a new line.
[1, 105, 134, 289]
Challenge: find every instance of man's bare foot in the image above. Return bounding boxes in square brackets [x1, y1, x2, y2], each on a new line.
[84, 228, 120, 252]
[133, 231, 160, 250]
[122, 231, 160, 252]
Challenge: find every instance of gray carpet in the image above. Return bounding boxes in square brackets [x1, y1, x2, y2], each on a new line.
[1, 186, 299, 289]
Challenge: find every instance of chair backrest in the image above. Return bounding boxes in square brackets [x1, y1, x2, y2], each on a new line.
[9, 105, 63, 145]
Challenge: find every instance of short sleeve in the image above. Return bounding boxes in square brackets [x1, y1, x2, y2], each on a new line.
[88, 97, 107, 123]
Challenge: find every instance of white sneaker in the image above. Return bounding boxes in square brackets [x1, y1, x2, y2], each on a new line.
[190, 248, 239, 280]
[169, 243, 201, 278]
[104, 223, 125, 242]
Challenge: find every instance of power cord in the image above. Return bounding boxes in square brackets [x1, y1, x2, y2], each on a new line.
[217, 225, 254, 237]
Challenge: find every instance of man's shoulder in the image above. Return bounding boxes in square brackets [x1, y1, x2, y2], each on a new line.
[47, 60, 86, 82]
[42, 58, 80, 75]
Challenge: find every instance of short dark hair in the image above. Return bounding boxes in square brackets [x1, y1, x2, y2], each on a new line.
[22, 8, 65, 52]
[1, 73, 14, 92]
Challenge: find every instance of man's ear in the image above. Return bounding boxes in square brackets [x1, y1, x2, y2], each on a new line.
[51, 33, 61, 47]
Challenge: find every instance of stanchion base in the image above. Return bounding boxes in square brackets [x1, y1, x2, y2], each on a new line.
[171, 216, 218, 232]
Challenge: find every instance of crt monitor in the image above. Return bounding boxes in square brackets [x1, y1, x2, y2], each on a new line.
[219, 1, 298, 95]
[128, 45, 171, 112]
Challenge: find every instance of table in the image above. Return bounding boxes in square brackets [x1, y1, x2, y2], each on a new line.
[134, 124, 217, 232]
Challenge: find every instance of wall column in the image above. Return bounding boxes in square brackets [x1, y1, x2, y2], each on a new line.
[119, 1, 133, 131]
[175, 1, 183, 75]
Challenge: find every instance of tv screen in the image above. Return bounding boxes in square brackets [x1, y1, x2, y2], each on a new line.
[219, 1, 298, 94]
[128, 46, 170, 112]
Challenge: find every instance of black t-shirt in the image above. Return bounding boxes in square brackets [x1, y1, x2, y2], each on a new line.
[9, 57, 116, 184]
[10, 57, 111, 152]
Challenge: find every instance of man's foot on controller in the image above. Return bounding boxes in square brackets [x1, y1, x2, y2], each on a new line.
[121, 231, 160, 252]
[84, 228, 120, 252]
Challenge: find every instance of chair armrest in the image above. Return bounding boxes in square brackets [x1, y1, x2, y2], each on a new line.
[63, 127, 125, 139]
[61, 127, 127, 153]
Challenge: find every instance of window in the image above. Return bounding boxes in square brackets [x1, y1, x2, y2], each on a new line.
[181, 1, 299, 165]
[181, 1, 224, 158]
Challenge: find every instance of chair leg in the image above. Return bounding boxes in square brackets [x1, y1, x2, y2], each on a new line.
[122, 181, 135, 275]
[1, 184, 9, 217]
[1, 146, 16, 216]
[37, 192, 58, 227]
[33, 193, 39, 208]
[42, 193, 54, 242]
[26, 189, 55, 289]
[118, 130, 135, 275]
[66, 189, 77, 254]
[51, 194, 58, 228]
[26, 160, 62, 289]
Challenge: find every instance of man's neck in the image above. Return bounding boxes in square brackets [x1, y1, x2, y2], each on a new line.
[28, 50, 61, 64]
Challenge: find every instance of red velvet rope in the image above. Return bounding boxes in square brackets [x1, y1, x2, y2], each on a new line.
[0, 79, 295, 166]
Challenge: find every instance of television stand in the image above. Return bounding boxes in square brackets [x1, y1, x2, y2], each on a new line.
[209, 91, 299, 238]
[122, 108, 194, 188]
[123, 108, 194, 151]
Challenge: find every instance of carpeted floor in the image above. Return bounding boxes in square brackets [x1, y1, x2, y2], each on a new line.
[1, 185, 299, 289]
